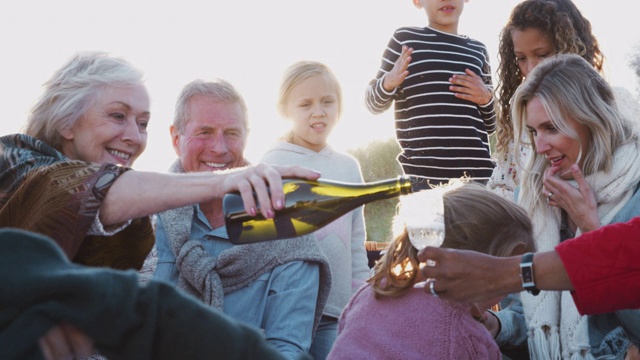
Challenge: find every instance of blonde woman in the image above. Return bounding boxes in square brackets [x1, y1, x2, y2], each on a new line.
[493, 54, 640, 360]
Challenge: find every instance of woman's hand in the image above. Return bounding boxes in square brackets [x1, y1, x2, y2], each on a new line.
[383, 45, 413, 92]
[38, 324, 94, 360]
[218, 163, 321, 219]
[449, 69, 492, 105]
[417, 247, 522, 303]
[470, 305, 501, 338]
[544, 165, 599, 233]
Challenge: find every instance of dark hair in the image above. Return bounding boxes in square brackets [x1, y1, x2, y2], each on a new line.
[495, 0, 604, 156]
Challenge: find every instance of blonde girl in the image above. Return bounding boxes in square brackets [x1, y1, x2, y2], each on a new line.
[328, 183, 535, 359]
[260, 61, 369, 360]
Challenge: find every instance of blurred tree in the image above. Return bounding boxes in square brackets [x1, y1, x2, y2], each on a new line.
[348, 137, 402, 243]
[349, 134, 498, 243]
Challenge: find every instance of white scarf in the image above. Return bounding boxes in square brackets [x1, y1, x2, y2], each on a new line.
[520, 141, 640, 360]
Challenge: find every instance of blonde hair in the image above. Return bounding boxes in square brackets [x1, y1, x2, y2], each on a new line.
[277, 60, 343, 119]
[512, 54, 635, 214]
[25, 51, 145, 151]
[494, 0, 605, 157]
[371, 183, 535, 298]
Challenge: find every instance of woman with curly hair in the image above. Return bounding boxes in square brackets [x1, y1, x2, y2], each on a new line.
[487, 0, 639, 200]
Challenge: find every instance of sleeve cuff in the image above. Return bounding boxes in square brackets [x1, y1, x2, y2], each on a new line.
[88, 210, 132, 236]
[479, 96, 494, 109]
[377, 75, 397, 97]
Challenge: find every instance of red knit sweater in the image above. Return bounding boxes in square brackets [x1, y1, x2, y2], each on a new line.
[556, 216, 640, 315]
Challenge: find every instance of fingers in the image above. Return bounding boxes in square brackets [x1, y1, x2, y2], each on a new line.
[39, 326, 69, 360]
[61, 324, 94, 359]
[449, 69, 491, 105]
[570, 164, 591, 196]
[271, 164, 321, 211]
[39, 324, 94, 360]
[543, 165, 580, 206]
[251, 167, 276, 219]
[242, 164, 280, 219]
[417, 245, 442, 264]
[274, 164, 321, 181]
[543, 166, 565, 207]
[416, 247, 446, 291]
[542, 181, 559, 207]
[399, 45, 414, 64]
[236, 164, 321, 218]
[383, 46, 413, 91]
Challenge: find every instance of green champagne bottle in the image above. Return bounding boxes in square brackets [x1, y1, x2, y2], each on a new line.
[223, 176, 414, 244]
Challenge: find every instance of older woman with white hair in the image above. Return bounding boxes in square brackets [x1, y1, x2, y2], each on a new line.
[0, 51, 320, 358]
[0, 51, 318, 269]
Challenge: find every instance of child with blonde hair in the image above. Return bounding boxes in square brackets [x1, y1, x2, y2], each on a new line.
[328, 182, 535, 359]
[260, 60, 369, 359]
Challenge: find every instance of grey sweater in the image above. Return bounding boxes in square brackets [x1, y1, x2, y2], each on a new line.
[260, 141, 370, 318]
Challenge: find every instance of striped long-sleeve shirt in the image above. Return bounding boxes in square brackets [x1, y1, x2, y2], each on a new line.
[366, 26, 496, 186]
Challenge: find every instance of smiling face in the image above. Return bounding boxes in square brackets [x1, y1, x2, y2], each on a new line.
[512, 27, 555, 77]
[60, 84, 149, 167]
[413, 0, 468, 34]
[171, 95, 247, 173]
[525, 96, 590, 180]
[284, 74, 339, 153]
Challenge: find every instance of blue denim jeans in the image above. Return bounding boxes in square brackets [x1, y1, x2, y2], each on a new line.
[309, 315, 338, 360]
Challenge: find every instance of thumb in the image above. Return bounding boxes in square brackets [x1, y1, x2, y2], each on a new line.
[417, 246, 442, 263]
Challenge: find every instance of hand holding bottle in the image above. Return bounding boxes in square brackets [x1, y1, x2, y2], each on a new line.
[223, 176, 414, 244]
[218, 163, 321, 219]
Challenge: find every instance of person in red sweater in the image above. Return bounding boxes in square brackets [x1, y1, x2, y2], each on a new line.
[418, 215, 640, 315]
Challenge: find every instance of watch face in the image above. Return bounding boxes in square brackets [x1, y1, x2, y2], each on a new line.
[520, 253, 540, 295]
[521, 265, 534, 285]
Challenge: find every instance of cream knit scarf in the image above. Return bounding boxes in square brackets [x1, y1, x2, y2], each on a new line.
[520, 141, 640, 360]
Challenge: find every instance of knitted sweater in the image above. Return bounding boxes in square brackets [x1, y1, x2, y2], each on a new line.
[328, 283, 501, 360]
[556, 217, 640, 316]
[0, 134, 154, 270]
[260, 141, 370, 318]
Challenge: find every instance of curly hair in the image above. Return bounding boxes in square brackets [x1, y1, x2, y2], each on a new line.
[494, 0, 605, 156]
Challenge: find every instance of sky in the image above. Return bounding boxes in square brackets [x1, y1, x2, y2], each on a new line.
[1, 0, 639, 172]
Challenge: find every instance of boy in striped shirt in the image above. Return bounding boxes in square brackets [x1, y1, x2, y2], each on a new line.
[366, 0, 496, 187]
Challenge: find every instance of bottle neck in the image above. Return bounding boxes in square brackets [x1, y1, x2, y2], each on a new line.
[406, 176, 439, 192]
[398, 175, 415, 195]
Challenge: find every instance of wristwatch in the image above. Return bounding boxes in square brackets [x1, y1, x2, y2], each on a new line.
[520, 252, 540, 296]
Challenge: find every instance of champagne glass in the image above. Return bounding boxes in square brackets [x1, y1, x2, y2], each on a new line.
[399, 187, 448, 250]
[407, 214, 445, 250]
[399, 185, 457, 276]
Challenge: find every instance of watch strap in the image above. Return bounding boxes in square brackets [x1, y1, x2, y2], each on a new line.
[520, 252, 540, 296]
